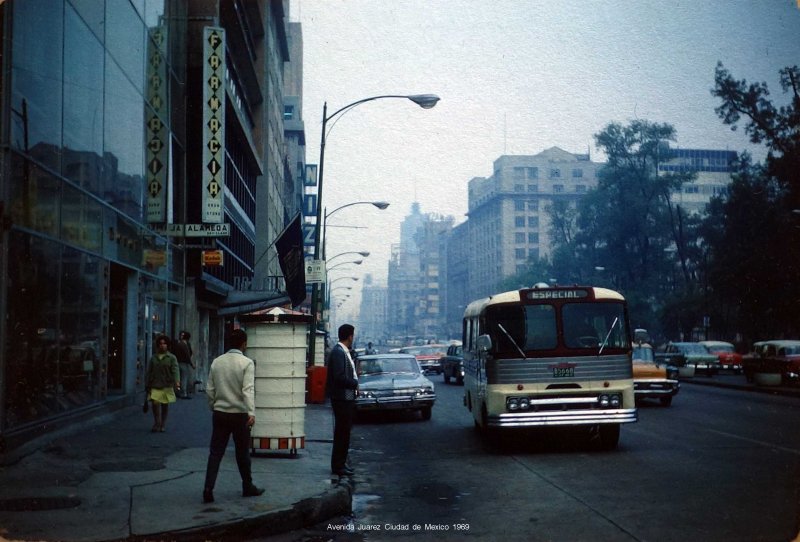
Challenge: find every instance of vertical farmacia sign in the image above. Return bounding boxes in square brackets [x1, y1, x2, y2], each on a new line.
[146, 22, 169, 222]
[203, 27, 226, 223]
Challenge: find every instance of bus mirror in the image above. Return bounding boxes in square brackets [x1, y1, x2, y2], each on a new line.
[477, 334, 492, 352]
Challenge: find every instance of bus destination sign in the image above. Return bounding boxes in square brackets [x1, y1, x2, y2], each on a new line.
[526, 289, 589, 300]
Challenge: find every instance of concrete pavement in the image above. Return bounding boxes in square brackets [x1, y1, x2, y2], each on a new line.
[0, 395, 352, 542]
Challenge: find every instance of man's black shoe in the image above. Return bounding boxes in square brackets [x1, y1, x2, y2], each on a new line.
[242, 484, 265, 497]
[202, 489, 214, 503]
[332, 467, 354, 476]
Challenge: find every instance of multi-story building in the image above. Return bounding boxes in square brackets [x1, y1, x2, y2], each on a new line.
[415, 214, 454, 340]
[444, 220, 469, 339]
[387, 203, 454, 342]
[658, 142, 737, 214]
[466, 147, 603, 298]
[357, 274, 388, 346]
[0, 0, 298, 453]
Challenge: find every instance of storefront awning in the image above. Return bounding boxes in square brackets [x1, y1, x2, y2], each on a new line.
[217, 290, 291, 316]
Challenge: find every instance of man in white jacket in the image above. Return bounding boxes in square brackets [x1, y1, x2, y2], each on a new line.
[202, 329, 264, 503]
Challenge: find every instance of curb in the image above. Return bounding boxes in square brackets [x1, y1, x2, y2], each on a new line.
[117, 482, 353, 542]
[682, 377, 800, 398]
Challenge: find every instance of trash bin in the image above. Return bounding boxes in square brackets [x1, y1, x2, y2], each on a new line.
[306, 365, 327, 404]
[240, 309, 311, 455]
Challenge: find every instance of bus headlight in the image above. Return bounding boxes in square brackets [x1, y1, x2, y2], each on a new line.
[518, 397, 530, 410]
[598, 394, 621, 408]
[507, 398, 520, 411]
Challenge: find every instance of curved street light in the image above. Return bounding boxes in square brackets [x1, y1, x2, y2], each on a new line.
[328, 250, 370, 264]
[323, 202, 389, 260]
[308, 93, 440, 364]
[327, 259, 362, 271]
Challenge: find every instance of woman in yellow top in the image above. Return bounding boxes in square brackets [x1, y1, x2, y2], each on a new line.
[146, 335, 181, 432]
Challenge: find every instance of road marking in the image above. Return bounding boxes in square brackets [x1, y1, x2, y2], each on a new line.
[707, 429, 800, 456]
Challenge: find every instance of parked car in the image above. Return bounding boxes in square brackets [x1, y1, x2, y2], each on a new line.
[699, 340, 743, 373]
[439, 344, 464, 385]
[354, 354, 436, 420]
[632, 343, 680, 406]
[663, 342, 719, 376]
[398, 344, 448, 374]
[654, 348, 691, 378]
[742, 340, 800, 385]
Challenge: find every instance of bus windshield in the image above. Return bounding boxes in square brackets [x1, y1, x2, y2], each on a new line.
[485, 301, 629, 354]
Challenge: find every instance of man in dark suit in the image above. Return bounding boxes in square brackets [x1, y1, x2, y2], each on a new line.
[326, 323, 358, 476]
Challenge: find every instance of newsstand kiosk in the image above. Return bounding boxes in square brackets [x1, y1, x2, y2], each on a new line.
[240, 308, 310, 456]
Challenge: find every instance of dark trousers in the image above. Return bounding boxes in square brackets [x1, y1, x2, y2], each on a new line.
[203, 410, 252, 491]
[330, 399, 355, 471]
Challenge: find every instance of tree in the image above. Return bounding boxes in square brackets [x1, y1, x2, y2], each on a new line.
[704, 64, 800, 341]
[712, 63, 800, 207]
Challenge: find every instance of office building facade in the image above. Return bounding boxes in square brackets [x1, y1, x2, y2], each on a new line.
[0, 0, 296, 453]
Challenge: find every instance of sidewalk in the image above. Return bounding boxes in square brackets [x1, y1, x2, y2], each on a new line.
[0, 396, 352, 542]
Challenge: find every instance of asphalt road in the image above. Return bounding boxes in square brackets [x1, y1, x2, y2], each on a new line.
[258, 379, 800, 542]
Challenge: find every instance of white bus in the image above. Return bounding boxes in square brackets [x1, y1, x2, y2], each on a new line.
[463, 283, 637, 449]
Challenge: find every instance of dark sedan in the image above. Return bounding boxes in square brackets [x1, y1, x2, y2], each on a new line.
[439, 343, 464, 385]
[355, 354, 436, 420]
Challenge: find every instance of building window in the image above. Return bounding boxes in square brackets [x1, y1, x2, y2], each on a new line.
[528, 184, 538, 192]
[515, 217, 525, 227]
[529, 248, 539, 259]
[527, 167, 539, 179]
[549, 168, 561, 179]
[515, 248, 526, 259]
[514, 200, 525, 211]
[528, 232, 539, 243]
[553, 184, 564, 193]
[575, 184, 587, 193]
[572, 168, 583, 178]
[515, 232, 525, 243]
[528, 201, 538, 210]
[528, 216, 539, 227]
[684, 185, 700, 194]
[514, 184, 524, 192]
[284, 105, 294, 120]
[513, 167, 526, 180]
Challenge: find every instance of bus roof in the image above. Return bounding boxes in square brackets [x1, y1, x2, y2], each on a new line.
[463, 285, 625, 318]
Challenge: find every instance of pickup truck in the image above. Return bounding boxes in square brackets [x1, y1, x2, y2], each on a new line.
[439, 344, 464, 385]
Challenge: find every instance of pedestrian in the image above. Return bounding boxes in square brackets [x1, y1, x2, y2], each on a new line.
[174, 330, 195, 398]
[365, 341, 377, 355]
[326, 323, 359, 476]
[202, 328, 264, 503]
[146, 334, 180, 433]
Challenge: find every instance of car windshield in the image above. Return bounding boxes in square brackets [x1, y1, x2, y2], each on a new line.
[401, 346, 444, 356]
[632, 345, 655, 362]
[358, 357, 419, 376]
[679, 343, 709, 354]
[707, 343, 734, 353]
[779, 346, 800, 356]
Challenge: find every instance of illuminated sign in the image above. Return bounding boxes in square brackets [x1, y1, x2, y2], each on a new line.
[202, 250, 224, 266]
[202, 27, 226, 223]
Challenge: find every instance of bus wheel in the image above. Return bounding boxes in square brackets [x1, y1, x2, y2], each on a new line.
[596, 424, 620, 450]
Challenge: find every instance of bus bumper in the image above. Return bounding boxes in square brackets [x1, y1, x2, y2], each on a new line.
[488, 408, 637, 428]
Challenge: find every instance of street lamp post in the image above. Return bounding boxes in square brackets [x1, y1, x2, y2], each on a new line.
[308, 93, 440, 366]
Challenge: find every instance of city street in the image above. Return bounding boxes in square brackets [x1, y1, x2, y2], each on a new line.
[259, 379, 800, 542]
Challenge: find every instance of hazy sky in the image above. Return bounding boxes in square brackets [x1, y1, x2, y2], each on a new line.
[290, 1, 800, 316]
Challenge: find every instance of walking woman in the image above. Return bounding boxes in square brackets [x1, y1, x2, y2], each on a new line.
[146, 335, 181, 432]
